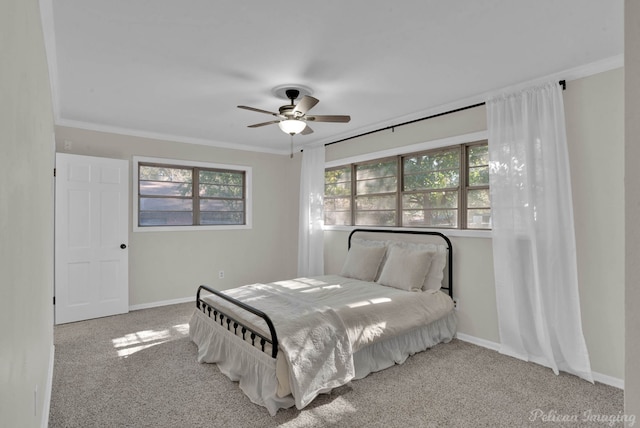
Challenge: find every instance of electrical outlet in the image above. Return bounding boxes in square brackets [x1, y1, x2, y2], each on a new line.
[453, 298, 460, 311]
[218, 270, 224, 279]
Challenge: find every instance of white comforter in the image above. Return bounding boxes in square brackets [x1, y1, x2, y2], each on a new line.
[192, 275, 454, 412]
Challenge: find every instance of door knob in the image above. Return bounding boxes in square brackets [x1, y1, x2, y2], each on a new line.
[120, 244, 127, 249]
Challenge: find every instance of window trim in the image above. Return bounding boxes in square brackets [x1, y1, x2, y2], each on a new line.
[322, 224, 492, 239]
[133, 156, 252, 232]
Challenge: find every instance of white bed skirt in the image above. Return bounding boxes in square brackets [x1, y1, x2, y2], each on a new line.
[189, 308, 457, 415]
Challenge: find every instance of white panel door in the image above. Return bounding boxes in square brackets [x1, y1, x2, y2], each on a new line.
[55, 153, 129, 324]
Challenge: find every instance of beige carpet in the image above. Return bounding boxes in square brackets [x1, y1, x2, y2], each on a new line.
[49, 302, 623, 427]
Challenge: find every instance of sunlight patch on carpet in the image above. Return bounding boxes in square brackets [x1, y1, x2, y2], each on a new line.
[112, 323, 189, 357]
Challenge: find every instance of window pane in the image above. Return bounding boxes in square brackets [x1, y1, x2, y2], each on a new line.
[324, 167, 352, 226]
[324, 197, 351, 226]
[403, 149, 460, 174]
[467, 208, 491, 229]
[356, 161, 397, 180]
[139, 166, 192, 182]
[356, 195, 396, 210]
[467, 188, 490, 208]
[139, 197, 192, 211]
[468, 144, 489, 186]
[325, 168, 351, 196]
[199, 170, 243, 186]
[402, 191, 458, 210]
[139, 211, 193, 226]
[355, 195, 396, 226]
[200, 212, 244, 225]
[199, 171, 244, 198]
[199, 183, 243, 198]
[355, 210, 396, 226]
[139, 181, 193, 196]
[469, 165, 489, 186]
[200, 199, 244, 211]
[404, 149, 460, 191]
[325, 181, 351, 196]
[404, 150, 460, 173]
[404, 170, 460, 191]
[468, 145, 489, 167]
[402, 209, 458, 227]
[356, 177, 397, 194]
[356, 161, 397, 194]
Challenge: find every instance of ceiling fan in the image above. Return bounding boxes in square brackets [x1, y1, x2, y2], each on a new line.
[237, 88, 351, 136]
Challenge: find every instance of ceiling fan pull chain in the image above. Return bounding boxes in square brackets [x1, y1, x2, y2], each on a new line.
[290, 134, 294, 159]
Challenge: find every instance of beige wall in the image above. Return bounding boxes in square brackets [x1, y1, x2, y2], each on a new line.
[324, 68, 625, 381]
[625, 0, 640, 419]
[0, 1, 56, 426]
[54, 127, 301, 306]
[564, 69, 625, 380]
[326, 106, 487, 162]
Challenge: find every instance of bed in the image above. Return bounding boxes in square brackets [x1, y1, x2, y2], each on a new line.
[189, 229, 456, 415]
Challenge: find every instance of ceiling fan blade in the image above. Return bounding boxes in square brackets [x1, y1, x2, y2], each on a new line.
[301, 125, 314, 135]
[292, 96, 319, 116]
[247, 120, 280, 128]
[238, 105, 278, 116]
[305, 115, 351, 123]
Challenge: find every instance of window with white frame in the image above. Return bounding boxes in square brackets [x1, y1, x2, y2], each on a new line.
[134, 157, 251, 231]
[324, 140, 490, 229]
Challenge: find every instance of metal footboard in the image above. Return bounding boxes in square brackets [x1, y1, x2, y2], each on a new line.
[196, 285, 279, 358]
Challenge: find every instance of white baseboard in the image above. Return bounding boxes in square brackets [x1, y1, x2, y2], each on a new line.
[591, 372, 625, 390]
[129, 296, 194, 312]
[456, 332, 500, 351]
[42, 344, 54, 428]
[455, 333, 624, 390]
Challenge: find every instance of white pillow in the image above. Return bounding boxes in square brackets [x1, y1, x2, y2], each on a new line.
[386, 242, 447, 291]
[376, 246, 433, 292]
[424, 249, 447, 291]
[340, 244, 387, 282]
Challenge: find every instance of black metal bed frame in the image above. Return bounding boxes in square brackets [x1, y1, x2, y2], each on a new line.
[195, 228, 454, 359]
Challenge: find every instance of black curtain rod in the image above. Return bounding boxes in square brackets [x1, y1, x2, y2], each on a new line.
[325, 80, 566, 147]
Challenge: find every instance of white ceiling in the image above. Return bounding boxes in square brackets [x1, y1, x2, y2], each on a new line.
[45, 1, 623, 155]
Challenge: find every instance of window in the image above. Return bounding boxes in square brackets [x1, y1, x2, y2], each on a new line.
[134, 157, 251, 231]
[324, 140, 490, 229]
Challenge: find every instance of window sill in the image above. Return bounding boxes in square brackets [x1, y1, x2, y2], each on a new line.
[322, 225, 492, 239]
[133, 224, 252, 233]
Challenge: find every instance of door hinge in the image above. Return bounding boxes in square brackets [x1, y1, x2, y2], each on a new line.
[53, 296, 55, 305]
[53, 168, 56, 177]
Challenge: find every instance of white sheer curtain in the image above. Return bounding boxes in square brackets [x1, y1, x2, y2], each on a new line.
[487, 82, 593, 382]
[297, 144, 325, 277]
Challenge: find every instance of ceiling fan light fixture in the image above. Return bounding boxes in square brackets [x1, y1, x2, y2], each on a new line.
[278, 119, 306, 135]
